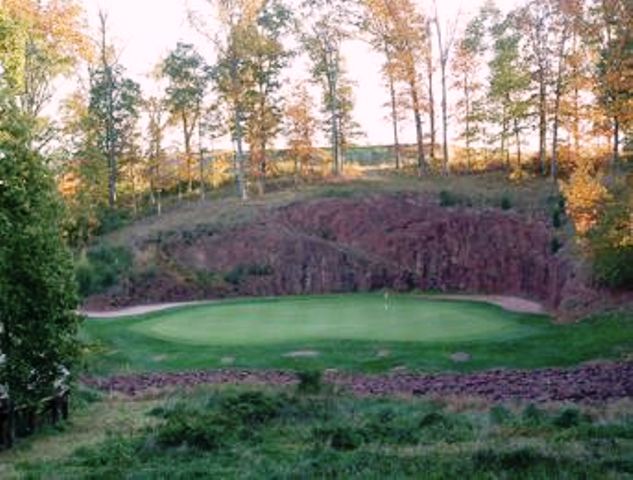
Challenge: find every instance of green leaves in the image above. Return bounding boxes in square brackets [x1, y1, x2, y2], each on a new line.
[0, 93, 80, 405]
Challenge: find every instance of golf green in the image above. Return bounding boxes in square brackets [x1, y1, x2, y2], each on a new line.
[131, 295, 536, 346]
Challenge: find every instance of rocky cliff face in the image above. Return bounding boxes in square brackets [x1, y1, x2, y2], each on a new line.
[87, 194, 575, 311]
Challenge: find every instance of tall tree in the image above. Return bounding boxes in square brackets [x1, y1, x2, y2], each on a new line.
[432, 0, 461, 175]
[369, 0, 429, 174]
[489, 12, 531, 171]
[301, 0, 355, 176]
[360, 0, 405, 169]
[145, 96, 169, 215]
[243, 0, 292, 194]
[0, 0, 91, 150]
[161, 42, 210, 196]
[204, 0, 267, 200]
[0, 91, 80, 407]
[285, 83, 318, 180]
[452, 13, 486, 171]
[592, 0, 633, 170]
[519, 0, 553, 176]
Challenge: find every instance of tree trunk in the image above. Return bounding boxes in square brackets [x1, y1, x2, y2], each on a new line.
[410, 80, 426, 176]
[464, 74, 471, 172]
[551, 28, 568, 181]
[538, 68, 547, 176]
[182, 113, 193, 194]
[386, 48, 401, 170]
[514, 117, 522, 169]
[440, 57, 449, 175]
[612, 116, 620, 170]
[327, 63, 341, 176]
[426, 20, 436, 164]
[99, 13, 117, 209]
[234, 106, 248, 201]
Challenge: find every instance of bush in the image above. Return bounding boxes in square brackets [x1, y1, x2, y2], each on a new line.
[588, 186, 633, 289]
[296, 370, 323, 395]
[217, 391, 283, 426]
[223, 264, 274, 286]
[439, 190, 459, 207]
[522, 404, 545, 425]
[75, 245, 133, 297]
[313, 425, 364, 451]
[157, 413, 223, 451]
[552, 408, 584, 429]
[500, 194, 512, 210]
[94, 208, 131, 236]
[550, 237, 563, 254]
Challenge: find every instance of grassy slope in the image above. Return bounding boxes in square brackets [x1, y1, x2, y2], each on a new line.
[102, 171, 564, 250]
[12, 386, 633, 479]
[82, 295, 632, 375]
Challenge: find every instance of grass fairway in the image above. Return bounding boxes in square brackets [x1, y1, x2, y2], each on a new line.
[83, 294, 633, 375]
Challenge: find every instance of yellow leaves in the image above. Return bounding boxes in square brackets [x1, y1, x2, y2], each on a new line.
[561, 165, 611, 235]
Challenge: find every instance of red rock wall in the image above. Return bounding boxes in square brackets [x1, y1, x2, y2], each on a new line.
[88, 194, 572, 310]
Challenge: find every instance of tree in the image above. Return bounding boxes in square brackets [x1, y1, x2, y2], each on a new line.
[0, 0, 91, 150]
[145, 96, 169, 215]
[285, 83, 318, 180]
[361, 0, 429, 174]
[301, 0, 355, 176]
[592, 0, 633, 170]
[488, 12, 531, 171]
[161, 42, 210, 196]
[243, 1, 292, 194]
[360, 0, 406, 169]
[432, 0, 461, 174]
[519, 0, 553, 176]
[88, 12, 142, 209]
[205, 0, 268, 200]
[0, 91, 80, 407]
[452, 13, 486, 171]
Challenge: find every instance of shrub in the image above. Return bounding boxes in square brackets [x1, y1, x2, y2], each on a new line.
[550, 237, 563, 254]
[313, 425, 364, 451]
[296, 370, 323, 395]
[94, 208, 131, 236]
[217, 391, 283, 426]
[589, 199, 633, 289]
[439, 190, 459, 207]
[500, 194, 512, 210]
[75, 245, 133, 297]
[223, 264, 274, 285]
[552, 408, 584, 429]
[489, 405, 513, 425]
[157, 413, 224, 451]
[522, 404, 545, 425]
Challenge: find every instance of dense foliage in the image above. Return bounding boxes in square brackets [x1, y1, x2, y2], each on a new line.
[0, 95, 80, 405]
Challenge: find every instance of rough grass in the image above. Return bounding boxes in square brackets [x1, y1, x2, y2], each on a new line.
[10, 386, 633, 479]
[81, 294, 633, 375]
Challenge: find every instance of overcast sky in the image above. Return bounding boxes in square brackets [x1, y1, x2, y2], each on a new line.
[68, 0, 519, 148]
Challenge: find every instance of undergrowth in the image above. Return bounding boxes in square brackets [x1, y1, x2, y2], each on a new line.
[15, 387, 633, 479]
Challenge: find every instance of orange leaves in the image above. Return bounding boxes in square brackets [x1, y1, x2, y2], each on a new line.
[561, 165, 611, 235]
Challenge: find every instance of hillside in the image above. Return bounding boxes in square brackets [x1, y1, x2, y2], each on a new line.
[81, 172, 617, 318]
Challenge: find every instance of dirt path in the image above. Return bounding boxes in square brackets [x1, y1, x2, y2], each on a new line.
[82, 294, 546, 318]
[417, 294, 546, 315]
[82, 361, 633, 404]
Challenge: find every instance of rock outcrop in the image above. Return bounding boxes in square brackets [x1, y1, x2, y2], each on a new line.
[86, 193, 574, 312]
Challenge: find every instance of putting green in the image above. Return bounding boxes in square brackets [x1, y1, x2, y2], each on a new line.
[131, 295, 536, 346]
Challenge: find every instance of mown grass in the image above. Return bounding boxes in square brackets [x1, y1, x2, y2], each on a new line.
[11, 386, 633, 479]
[81, 294, 633, 375]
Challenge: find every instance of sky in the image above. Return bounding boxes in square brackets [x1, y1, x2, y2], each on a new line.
[67, 0, 519, 149]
